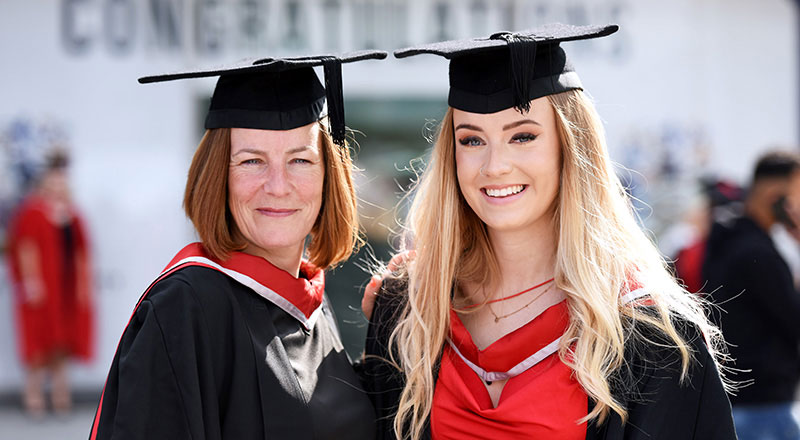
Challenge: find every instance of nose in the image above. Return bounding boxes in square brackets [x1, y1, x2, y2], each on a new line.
[481, 144, 513, 177]
[262, 163, 292, 196]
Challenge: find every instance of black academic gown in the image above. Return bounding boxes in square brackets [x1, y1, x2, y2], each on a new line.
[90, 243, 375, 440]
[363, 279, 737, 440]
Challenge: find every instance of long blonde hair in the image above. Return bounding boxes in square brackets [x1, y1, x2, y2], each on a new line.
[387, 89, 725, 440]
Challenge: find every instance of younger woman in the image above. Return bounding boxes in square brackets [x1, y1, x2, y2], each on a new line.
[363, 24, 735, 440]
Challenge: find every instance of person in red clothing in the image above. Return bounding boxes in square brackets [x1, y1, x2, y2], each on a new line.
[362, 24, 736, 440]
[6, 149, 93, 416]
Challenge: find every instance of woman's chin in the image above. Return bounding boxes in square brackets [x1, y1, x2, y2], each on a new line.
[243, 239, 306, 258]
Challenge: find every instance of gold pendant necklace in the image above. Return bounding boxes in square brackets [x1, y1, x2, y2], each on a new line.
[487, 283, 554, 323]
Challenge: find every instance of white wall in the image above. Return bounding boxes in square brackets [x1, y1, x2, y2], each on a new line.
[0, 0, 200, 391]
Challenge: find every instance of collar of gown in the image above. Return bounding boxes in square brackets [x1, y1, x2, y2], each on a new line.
[161, 243, 325, 330]
[449, 300, 569, 378]
[447, 284, 651, 382]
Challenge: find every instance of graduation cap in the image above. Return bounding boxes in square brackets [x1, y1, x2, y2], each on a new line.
[394, 23, 618, 114]
[138, 50, 388, 145]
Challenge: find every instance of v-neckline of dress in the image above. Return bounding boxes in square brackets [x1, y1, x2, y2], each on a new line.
[448, 299, 569, 377]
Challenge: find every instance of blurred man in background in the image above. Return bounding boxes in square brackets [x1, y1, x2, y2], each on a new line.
[703, 150, 800, 440]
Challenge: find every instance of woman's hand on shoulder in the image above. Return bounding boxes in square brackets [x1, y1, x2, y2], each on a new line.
[361, 250, 415, 321]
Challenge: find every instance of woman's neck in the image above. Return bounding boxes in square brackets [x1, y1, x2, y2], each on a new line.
[243, 243, 304, 278]
[484, 222, 557, 299]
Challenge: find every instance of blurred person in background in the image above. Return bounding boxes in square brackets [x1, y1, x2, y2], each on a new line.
[6, 149, 94, 417]
[362, 24, 735, 440]
[89, 52, 384, 439]
[670, 177, 743, 294]
[703, 150, 800, 440]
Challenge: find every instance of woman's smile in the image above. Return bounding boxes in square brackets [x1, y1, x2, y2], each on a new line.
[482, 184, 527, 198]
[256, 207, 299, 217]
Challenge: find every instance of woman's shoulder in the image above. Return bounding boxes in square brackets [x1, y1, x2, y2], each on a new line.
[609, 314, 735, 438]
[119, 265, 251, 359]
[9, 196, 48, 231]
[622, 309, 712, 363]
[142, 265, 238, 318]
[615, 310, 720, 402]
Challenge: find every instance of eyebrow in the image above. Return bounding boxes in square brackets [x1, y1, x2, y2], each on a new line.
[502, 119, 540, 130]
[231, 148, 263, 157]
[454, 123, 484, 132]
[454, 119, 540, 133]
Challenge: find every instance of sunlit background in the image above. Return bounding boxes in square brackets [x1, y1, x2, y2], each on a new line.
[1, 0, 797, 437]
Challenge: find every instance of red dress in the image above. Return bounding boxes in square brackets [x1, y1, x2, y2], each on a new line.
[6, 195, 94, 365]
[431, 300, 588, 439]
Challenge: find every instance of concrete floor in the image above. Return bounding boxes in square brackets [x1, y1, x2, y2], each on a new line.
[0, 402, 97, 440]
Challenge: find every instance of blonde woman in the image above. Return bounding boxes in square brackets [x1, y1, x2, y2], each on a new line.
[362, 24, 736, 440]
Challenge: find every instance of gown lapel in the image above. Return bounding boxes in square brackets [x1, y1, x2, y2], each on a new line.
[232, 289, 315, 438]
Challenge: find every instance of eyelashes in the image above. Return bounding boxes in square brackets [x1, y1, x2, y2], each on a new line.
[232, 157, 315, 167]
[458, 136, 483, 147]
[511, 133, 537, 143]
[457, 133, 538, 147]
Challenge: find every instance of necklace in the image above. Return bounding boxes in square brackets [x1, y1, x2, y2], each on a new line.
[487, 283, 554, 323]
[462, 277, 554, 309]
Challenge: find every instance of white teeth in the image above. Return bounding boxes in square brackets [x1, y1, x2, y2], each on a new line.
[485, 185, 524, 197]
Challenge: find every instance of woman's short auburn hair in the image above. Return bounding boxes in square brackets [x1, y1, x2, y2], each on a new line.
[183, 123, 362, 270]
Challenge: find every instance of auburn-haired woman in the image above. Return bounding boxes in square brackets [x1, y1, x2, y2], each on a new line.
[362, 25, 735, 440]
[90, 52, 384, 439]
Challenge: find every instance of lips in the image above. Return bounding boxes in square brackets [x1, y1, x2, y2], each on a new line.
[483, 184, 526, 198]
[257, 208, 297, 217]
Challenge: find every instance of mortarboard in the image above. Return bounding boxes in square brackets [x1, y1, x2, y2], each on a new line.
[138, 51, 387, 145]
[394, 23, 618, 114]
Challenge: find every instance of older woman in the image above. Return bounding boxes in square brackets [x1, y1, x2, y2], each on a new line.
[362, 25, 736, 440]
[90, 52, 384, 440]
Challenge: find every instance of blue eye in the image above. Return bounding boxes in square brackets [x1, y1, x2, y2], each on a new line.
[241, 158, 262, 165]
[511, 133, 537, 143]
[291, 158, 312, 164]
[458, 136, 484, 147]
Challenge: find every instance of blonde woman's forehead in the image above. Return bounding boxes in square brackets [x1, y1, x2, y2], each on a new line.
[452, 98, 554, 130]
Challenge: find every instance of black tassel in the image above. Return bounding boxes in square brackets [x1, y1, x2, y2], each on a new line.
[492, 32, 538, 114]
[321, 57, 346, 146]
